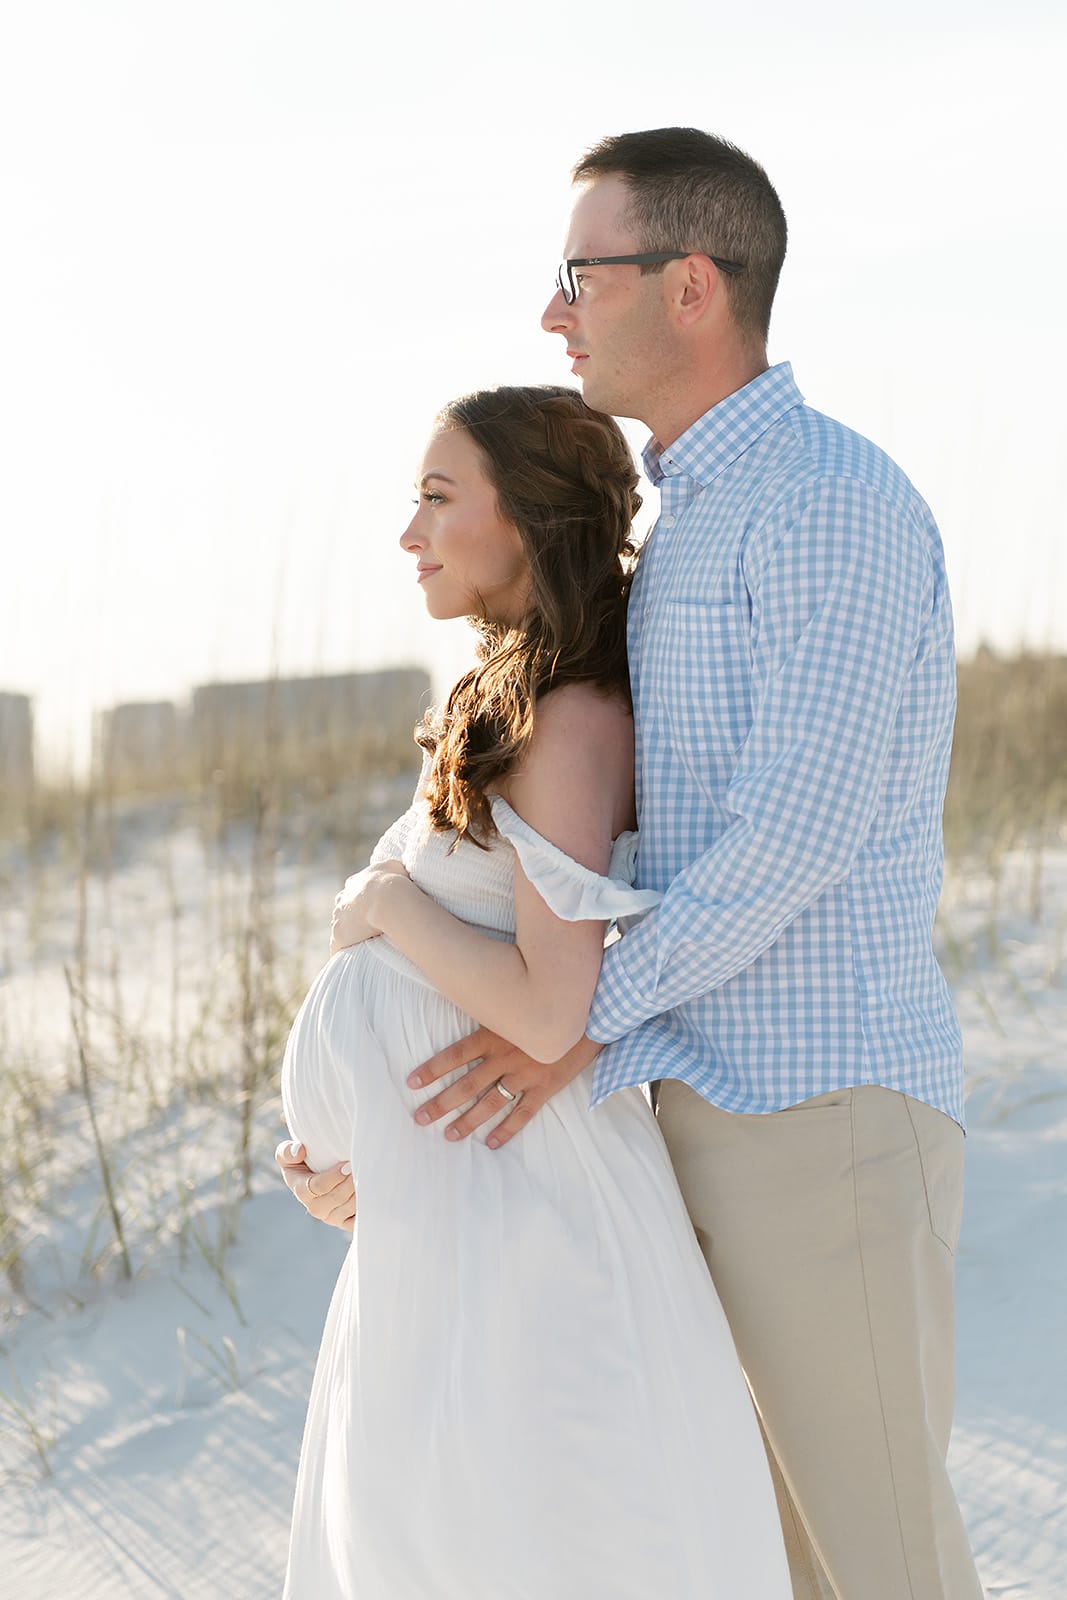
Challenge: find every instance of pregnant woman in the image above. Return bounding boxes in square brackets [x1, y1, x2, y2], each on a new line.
[280, 384, 789, 1599]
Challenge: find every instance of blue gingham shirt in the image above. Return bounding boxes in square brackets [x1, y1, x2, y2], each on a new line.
[587, 363, 964, 1126]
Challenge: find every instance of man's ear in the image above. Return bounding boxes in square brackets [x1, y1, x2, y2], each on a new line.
[670, 254, 721, 327]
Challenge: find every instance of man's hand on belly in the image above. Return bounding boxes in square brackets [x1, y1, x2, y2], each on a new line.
[407, 1027, 602, 1149]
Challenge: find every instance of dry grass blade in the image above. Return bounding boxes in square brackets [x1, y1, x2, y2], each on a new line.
[63, 965, 132, 1281]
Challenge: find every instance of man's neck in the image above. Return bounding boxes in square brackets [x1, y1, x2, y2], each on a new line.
[648, 349, 770, 451]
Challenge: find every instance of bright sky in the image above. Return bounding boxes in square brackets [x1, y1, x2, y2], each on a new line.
[1, 0, 1064, 773]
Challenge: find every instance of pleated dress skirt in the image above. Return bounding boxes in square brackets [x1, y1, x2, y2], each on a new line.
[280, 934, 790, 1599]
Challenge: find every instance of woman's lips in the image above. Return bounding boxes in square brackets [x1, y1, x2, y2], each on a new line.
[417, 565, 442, 583]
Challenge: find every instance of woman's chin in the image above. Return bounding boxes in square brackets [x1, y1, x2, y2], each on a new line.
[422, 586, 485, 624]
[423, 598, 466, 622]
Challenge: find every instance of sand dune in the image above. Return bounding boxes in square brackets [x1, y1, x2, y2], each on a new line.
[2, 837, 1064, 1596]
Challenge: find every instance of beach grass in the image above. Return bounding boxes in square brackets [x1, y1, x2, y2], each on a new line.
[0, 650, 1064, 1356]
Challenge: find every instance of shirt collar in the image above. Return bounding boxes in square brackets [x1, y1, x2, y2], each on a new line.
[641, 362, 804, 488]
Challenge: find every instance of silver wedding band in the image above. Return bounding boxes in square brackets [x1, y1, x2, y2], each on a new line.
[495, 1079, 518, 1102]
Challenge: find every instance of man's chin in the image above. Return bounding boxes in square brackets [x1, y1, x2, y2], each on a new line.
[575, 373, 621, 418]
[580, 381, 641, 423]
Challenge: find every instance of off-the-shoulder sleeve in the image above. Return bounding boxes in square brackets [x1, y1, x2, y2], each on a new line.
[490, 797, 663, 924]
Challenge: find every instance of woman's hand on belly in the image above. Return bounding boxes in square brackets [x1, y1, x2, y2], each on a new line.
[275, 1140, 357, 1232]
[330, 859, 411, 955]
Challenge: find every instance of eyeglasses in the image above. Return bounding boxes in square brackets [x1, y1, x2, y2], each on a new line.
[556, 250, 745, 304]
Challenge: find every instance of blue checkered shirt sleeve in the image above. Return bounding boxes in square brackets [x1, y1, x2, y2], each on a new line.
[587, 475, 933, 1040]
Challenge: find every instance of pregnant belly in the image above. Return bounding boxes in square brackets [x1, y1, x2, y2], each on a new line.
[280, 944, 382, 1174]
[279, 940, 477, 1176]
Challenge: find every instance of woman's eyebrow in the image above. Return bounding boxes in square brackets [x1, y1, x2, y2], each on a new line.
[419, 471, 457, 487]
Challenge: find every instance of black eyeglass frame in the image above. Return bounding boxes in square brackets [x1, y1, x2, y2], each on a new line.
[556, 250, 745, 304]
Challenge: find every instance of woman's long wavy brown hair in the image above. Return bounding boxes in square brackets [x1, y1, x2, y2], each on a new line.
[417, 385, 641, 846]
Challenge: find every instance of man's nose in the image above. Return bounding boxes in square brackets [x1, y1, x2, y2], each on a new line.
[541, 287, 573, 334]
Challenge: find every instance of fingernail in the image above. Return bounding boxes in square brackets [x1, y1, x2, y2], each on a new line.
[445, 1126, 460, 1141]
[486, 1137, 499, 1149]
[408, 1072, 423, 1089]
[340, 1163, 351, 1176]
[289, 1141, 303, 1158]
[415, 1109, 430, 1126]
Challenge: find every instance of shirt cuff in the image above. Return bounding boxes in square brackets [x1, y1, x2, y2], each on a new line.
[588, 951, 648, 1043]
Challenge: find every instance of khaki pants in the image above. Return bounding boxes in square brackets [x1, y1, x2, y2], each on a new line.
[655, 1081, 984, 1600]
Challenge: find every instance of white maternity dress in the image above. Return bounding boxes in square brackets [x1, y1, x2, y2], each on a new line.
[281, 781, 790, 1599]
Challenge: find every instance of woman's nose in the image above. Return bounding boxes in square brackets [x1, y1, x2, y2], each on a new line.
[399, 514, 424, 552]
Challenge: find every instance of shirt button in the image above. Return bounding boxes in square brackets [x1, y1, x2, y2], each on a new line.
[644, 605, 652, 617]
[661, 515, 676, 529]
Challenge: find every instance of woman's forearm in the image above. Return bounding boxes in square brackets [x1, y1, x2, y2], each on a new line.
[372, 874, 599, 1063]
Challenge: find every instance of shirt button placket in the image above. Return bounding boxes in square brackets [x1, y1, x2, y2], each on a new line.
[642, 497, 678, 617]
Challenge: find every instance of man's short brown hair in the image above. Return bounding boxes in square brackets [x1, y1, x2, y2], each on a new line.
[573, 128, 787, 344]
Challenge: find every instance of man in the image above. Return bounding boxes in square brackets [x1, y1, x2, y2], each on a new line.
[279, 128, 983, 1599]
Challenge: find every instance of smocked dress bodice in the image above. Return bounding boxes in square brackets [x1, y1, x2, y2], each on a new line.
[365, 791, 662, 961]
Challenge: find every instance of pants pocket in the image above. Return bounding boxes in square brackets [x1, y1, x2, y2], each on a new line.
[905, 1096, 964, 1253]
[783, 1088, 854, 1113]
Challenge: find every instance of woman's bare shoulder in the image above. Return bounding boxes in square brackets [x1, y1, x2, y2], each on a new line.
[503, 683, 635, 840]
[532, 680, 633, 745]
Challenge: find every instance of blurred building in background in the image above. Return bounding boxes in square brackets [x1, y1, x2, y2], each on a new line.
[90, 667, 431, 795]
[190, 668, 430, 783]
[0, 692, 34, 813]
[95, 700, 186, 793]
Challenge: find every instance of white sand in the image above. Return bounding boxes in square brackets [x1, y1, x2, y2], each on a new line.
[2, 834, 1064, 1597]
